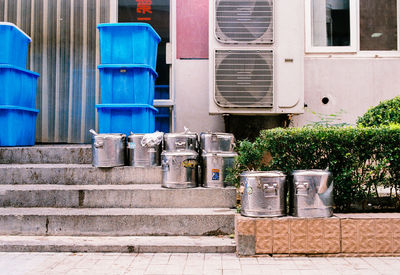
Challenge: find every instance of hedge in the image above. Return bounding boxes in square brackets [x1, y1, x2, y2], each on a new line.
[228, 126, 400, 212]
[357, 96, 400, 127]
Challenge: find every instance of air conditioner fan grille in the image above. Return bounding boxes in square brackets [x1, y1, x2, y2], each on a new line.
[215, 50, 273, 108]
[215, 0, 273, 43]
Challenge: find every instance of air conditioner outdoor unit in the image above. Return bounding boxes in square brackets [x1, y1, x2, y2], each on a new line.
[209, 0, 305, 115]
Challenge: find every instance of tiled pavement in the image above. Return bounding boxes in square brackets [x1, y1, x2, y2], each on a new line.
[1, 252, 400, 275]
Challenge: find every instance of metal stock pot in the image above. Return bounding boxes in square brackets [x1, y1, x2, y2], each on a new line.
[161, 150, 198, 188]
[164, 133, 198, 151]
[90, 129, 126, 168]
[200, 132, 235, 153]
[164, 132, 198, 151]
[128, 133, 161, 167]
[240, 171, 286, 217]
[291, 170, 333, 218]
[201, 152, 237, 188]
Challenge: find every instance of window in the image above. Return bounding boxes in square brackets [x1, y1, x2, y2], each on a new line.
[306, 0, 399, 53]
[312, 0, 350, 47]
[306, 0, 357, 52]
[360, 0, 398, 51]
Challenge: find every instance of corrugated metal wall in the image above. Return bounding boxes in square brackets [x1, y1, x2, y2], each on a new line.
[0, 0, 115, 143]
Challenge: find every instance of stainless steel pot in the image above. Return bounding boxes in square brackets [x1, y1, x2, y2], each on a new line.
[164, 132, 198, 151]
[291, 170, 333, 218]
[90, 129, 126, 168]
[240, 171, 286, 218]
[161, 150, 198, 188]
[200, 132, 235, 153]
[201, 152, 237, 188]
[127, 133, 161, 167]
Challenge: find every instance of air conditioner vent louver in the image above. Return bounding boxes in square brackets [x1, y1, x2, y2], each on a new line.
[214, 50, 273, 108]
[215, 0, 273, 44]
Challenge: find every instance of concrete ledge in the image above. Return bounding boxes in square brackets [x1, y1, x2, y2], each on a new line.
[0, 207, 235, 236]
[0, 164, 162, 185]
[0, 235, 236, 253]
[0, 145, 91, 164]
[0, 185, 236, 208]
[236, 213, 400, 256]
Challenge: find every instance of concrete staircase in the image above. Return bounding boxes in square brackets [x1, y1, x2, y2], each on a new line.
[0, 145, 236, 253]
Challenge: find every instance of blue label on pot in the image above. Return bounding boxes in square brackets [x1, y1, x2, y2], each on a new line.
[212, 169, 220, 180]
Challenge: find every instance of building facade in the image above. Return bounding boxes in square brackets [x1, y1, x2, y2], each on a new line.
[0, 0, 399, 143]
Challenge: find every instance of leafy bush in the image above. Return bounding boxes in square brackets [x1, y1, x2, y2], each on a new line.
[229, 126, 400, 212]
[357, 96, 400, 127]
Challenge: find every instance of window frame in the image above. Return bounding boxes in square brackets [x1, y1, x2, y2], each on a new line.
[306, 0, 400, 56]
[305, 0, 358, 53]
[357, 0, 400, 56]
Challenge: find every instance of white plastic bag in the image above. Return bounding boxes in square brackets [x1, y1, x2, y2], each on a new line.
[141, 131, 164, 147]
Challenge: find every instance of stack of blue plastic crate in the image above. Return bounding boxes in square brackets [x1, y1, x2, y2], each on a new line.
[96, 23, 161, 137]
[0, 23, 40, 146]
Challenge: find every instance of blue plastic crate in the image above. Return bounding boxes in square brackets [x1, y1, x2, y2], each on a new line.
[97, 23, 161, 70]
[98, 64, 157, 105]
[155, 107, 170, 133]
[96, 104, 157, 136]
[0, 105, 39, 146]
[0, 23, 31, 68]
[0, 64, 40, 108]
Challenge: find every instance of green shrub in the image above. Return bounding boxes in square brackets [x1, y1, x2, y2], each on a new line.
[229, 126, 400, 212]
[357, 96, 400, 127]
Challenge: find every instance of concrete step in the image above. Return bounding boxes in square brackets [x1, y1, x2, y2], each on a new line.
[0, 164, 161, 185]
[0, 145, 92, 164]
[0, 207, 235, 236]
[0, 184, 236, 208]
[0, 235, 236, 253]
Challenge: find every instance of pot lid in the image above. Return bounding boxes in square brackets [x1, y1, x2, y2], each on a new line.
[240, 171, 286, 177]
[161, 150, 198, 157]
[93, 133, 126, 139]
[292, 169, 331, 176]
[128, 133, 145, 138]
[164, 133, 198, 139]
[164, 126, 198, 139]
[202, 152, 238, 157]
[200, 132, 234, 138]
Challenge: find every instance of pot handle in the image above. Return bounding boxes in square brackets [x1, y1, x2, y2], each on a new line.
[89, 129, 98, 136]
[94, 141, 104, 148]
[295, 182, 309, 195]
[175, 141, 186, 149]
[264, 183, 278, 196]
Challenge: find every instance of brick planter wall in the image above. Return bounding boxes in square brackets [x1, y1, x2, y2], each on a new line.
[236, 213, 400, 256]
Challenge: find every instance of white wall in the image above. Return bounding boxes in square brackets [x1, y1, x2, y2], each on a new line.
[174, 59, 225, 132]
[292, 57, 400, 126]
[174, 56, 400, 130]
[172, 0, 400, 132]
